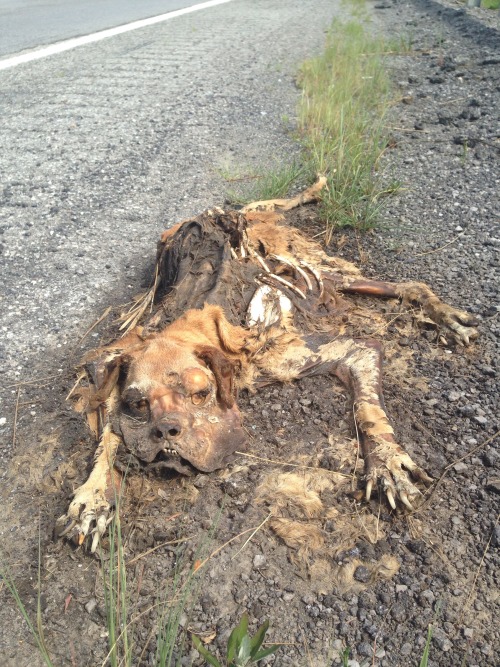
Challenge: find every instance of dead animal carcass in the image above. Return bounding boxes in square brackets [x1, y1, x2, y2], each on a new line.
[57, 178, 479, 550]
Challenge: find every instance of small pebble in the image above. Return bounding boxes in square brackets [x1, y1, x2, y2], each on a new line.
[253, 554, 266, 568]
[85, 599, 97, 614]
[353, 566, 370, 583]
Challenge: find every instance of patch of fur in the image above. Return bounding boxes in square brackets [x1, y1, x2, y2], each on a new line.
[270, 517, 325, 553]
[317, 555, 400, 595]
[256, 469, 395, 592]
[256, 471, 342, 519]
[9, 433, 61, 488]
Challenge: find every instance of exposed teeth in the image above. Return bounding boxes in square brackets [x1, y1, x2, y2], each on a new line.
[163, 448, 179, 456]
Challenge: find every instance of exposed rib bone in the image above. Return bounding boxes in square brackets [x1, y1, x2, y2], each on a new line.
[262, 273, 307, 299]
[294, 264, 313, 292]
[250, 249, 271, 273]
[300, 260, 324, 296]
[270, 254, 313, 292]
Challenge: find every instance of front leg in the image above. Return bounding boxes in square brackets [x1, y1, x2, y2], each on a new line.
[56, 424, 122, 551]
[300, 335, 432, 509]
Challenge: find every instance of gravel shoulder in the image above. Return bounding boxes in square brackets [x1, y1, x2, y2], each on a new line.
[0, 0, 499, 666]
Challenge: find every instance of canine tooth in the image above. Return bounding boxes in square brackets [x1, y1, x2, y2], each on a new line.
[163, 447, 179, 456]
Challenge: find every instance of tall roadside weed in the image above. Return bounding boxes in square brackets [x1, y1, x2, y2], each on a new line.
[298, 19, 402, 239]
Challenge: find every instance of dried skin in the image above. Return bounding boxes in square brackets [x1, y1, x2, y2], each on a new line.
[60, 177, 479, 550]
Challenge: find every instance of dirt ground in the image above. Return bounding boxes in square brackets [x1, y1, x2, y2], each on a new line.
[1, 1, 499, 666]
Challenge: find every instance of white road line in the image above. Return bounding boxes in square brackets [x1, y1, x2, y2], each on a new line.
[0, 0, 233, 71]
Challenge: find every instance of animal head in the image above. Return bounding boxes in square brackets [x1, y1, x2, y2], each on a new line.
[86, 306, 247, 474]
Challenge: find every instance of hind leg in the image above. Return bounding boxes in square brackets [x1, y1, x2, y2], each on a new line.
[339, 276, 479, 346]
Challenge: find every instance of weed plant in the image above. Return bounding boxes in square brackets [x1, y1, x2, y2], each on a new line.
[1, 533, 55, 667]
[192, 613, 279, 666]
[100, 499, 222, 667]
[224, 19, 407, 238]
[298, 19, 402, 239]
[224, 161, 305, 207]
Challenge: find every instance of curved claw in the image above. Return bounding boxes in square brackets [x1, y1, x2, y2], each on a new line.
[399, 491, 413, 510]
[412, 467, 434, 485]
[365, 479, 373, 502]
[386, 488, 397, 510]
[55, 516, 77, 538]
[79, 512, 95, 538]
[57, 482, 113, 548]
[90, 513, 113, 553]
[91, 531, 100, 553]
[443, 312, 479, 347]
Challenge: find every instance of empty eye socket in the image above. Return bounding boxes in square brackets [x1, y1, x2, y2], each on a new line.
[191, 389, 209, 406]
[123, 396, 150, 418]
[133, 399, 149, 413]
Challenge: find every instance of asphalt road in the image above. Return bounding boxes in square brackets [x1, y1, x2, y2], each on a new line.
[0, 0, 343, 461]
[0, 0, 210, 57]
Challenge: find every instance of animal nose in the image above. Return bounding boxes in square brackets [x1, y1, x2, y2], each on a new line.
[155, 420, 182, 440]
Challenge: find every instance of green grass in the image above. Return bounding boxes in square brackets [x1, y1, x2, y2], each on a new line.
[1, 502, 220, 667]
[192, 613, 279, 666]
[340, 645, 351, 666]
[419, 624, 433, 667]
[1, 532, 443, 666]
[481, 0, 500, 8]
[0, 541, 55, 667]
[220, 16, 412, 238]
[100, 497, 223, 667]
[297, 19, 405, 239]
[223, 161, 305, 206]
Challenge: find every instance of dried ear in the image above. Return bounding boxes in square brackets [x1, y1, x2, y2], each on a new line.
[82, 329, 144, 408]
[196, 345, 236, 409]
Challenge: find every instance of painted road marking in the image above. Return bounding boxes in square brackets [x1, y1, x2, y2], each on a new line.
[0, 0, 233, 71]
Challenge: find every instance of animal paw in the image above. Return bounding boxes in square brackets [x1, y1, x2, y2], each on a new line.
[365, 445, 433, 511]
[56, 478, 116, 552]
[430, 303, 479, 346]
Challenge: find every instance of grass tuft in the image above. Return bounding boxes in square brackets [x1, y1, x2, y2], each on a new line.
[224, 161, 305, 206]
[0, 527, 55, 667]
[100, 495, 222, 667]
[298, 19, 404, 239]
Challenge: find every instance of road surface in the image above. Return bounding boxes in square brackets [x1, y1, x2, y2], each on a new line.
[0, 0, 342, 459]
[0, 0, 211, 57]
